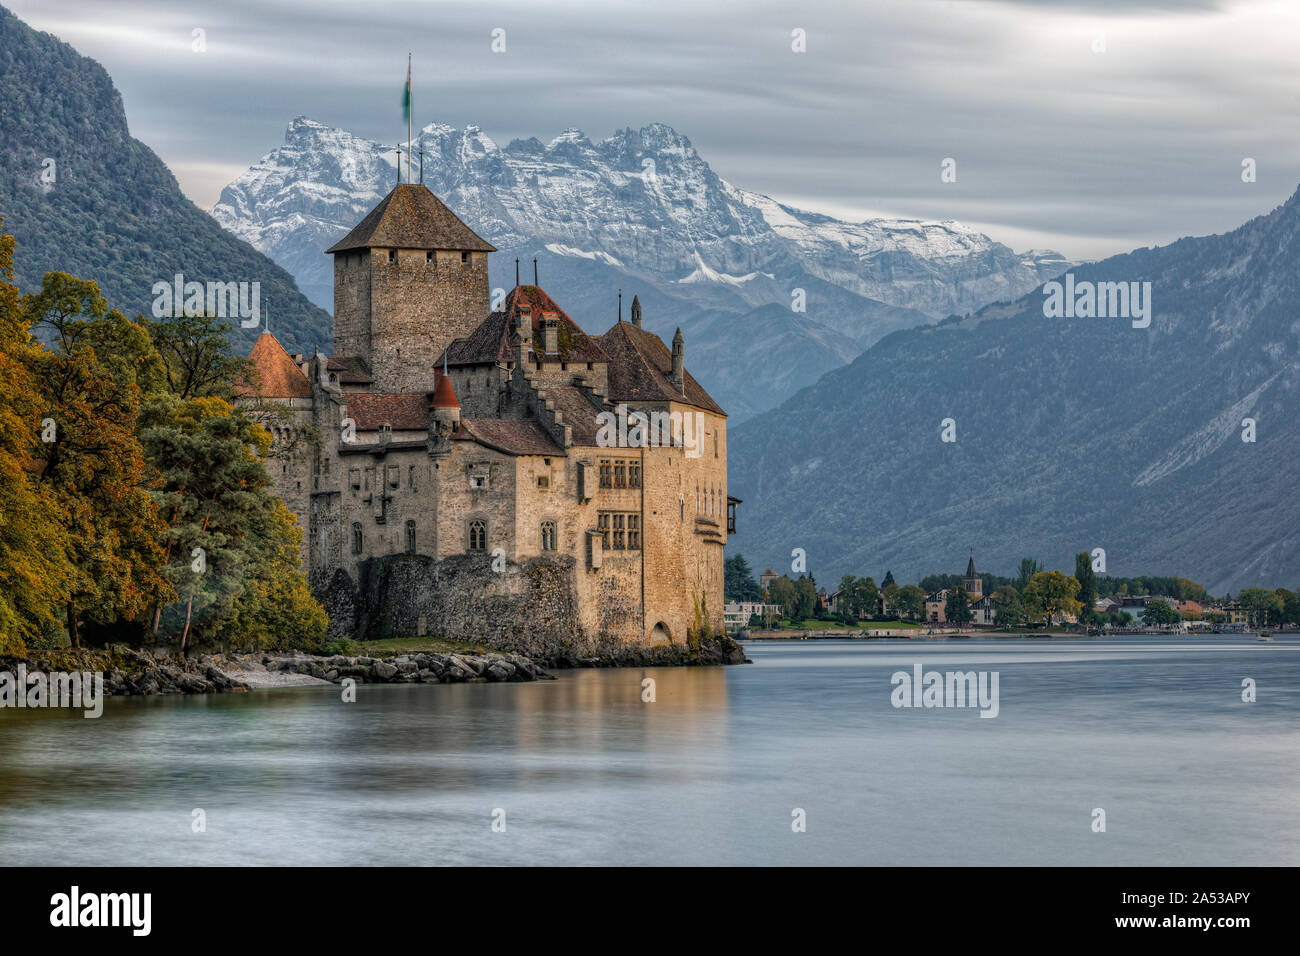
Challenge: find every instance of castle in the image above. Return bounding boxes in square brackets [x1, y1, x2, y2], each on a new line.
[241, 184, 734, 647]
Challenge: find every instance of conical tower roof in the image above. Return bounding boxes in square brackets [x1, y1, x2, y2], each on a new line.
[326, 183, 496, 254]
[238, 331, 311, 399]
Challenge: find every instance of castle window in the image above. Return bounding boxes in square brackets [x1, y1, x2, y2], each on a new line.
[468, 519, 487, 551]
[408, 464, 416, 489]
[540, 520, 557, 551]
[426, 251, 434, 263]
[597, 512, 610, 548]
[537, 475, 549, 489]
[469, 474, 488, 490]
[598, 459, 612, 489]
[627, 514, 640, 550]
[613, 460, 626, 488]
[629, 462, 641, 489]
[388, 250, 397, 263]
[461, 251, 470, 266]
[611, 513, 625, 550]
[351, 522, 363, 555]
[714, 429, 719, 458]
[405, 520, 417, 554]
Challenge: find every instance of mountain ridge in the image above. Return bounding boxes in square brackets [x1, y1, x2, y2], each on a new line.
[728, 185, 1300, 593]
[211, 115, 1070, 419]
[0, 6, 329, 354]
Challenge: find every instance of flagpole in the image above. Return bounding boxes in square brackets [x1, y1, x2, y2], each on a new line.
[407, 53, 413, 186]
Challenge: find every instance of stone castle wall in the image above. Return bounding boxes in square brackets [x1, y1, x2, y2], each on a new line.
[334, 248, 489, 392]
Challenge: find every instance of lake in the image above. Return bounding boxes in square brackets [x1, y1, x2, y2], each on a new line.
[1, 636, 1296, 865]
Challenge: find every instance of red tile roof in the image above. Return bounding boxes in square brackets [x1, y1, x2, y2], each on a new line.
[597, 321, 724, 416]
[344, 392, 429, 431]
[326, 355, 373, 384]
[238, 332, 312, 399]
[325, 184, 496, 254]
[441, 285, 609, 366]
[455, 418, 565, 456]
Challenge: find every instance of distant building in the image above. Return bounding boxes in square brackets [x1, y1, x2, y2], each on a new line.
[925, 589, 949, 623]
[723, 601, 780, 632]
[759, 567, 778, 592]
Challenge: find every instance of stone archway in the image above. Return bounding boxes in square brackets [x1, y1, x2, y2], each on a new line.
[650, 621, 672, 645]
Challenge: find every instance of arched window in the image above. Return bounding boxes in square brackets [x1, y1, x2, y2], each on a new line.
[540, 520, 557, 551]
[405, 520, 417, 554]
[351, 522, 363, 555]
[468, 518, 487, 551]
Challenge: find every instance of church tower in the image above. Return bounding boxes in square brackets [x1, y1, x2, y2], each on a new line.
[326, 184, 496, 393]
[963, 555, 983, 599]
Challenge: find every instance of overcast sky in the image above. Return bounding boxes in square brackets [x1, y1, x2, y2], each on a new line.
[12, 0, 1300, 259]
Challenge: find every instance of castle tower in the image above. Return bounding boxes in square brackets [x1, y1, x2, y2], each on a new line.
[326, 184, 496, 393]
[963, 555, 982, 599]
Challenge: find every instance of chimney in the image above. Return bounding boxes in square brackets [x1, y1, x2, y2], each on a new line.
[670, 327, 684, 393]
[542, 314, 559, 354]
[631, 295, 642, 328]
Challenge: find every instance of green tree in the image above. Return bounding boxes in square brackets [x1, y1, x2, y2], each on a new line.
[1074, 552, 1098, 611]
[725, 553, 761, 602]
[148, 311, 250, 400]
[1238, 587, 1280, 627]
[793, 576, 816, 621]
[991, 585, 1022, 629]
[1142, 599, 1179, 627]
[1017, 557, 1041, 590]
[945, 587, 973, 625]
[769, 576, 797, 621]
[896, 584, 926, 622]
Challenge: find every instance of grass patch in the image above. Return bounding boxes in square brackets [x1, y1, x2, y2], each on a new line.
[341, 636, 506, 657]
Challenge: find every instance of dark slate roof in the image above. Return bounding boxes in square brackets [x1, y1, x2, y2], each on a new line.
[325, 184, 496, 254]
[344, 392, 429, 431]
[597, 321, 725, 416]
[455, 418, 565, 456]
[441, 285, 610, 367]
[238, 332, 311, 399]
[327, 355, 373, 384]
[542, 384, 607, 446]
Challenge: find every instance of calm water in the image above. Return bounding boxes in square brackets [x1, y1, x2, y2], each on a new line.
[1, 637, 1297, 866]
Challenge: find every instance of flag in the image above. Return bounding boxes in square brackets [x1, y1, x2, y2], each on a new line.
[402, 62, 411, 124]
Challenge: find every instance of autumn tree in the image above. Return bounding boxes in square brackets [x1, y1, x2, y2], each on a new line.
[1021, 571, 1082, 627]
[24, 272, 172, 645]
[0, 228, 75, 651]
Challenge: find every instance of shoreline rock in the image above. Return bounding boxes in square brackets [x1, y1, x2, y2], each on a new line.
[2, 635, 747, 699]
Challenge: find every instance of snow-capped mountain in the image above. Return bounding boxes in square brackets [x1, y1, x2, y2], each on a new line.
[213, 117, 1068, 419]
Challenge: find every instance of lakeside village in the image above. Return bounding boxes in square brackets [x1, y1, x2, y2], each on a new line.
[722, 554, 1299, 638]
